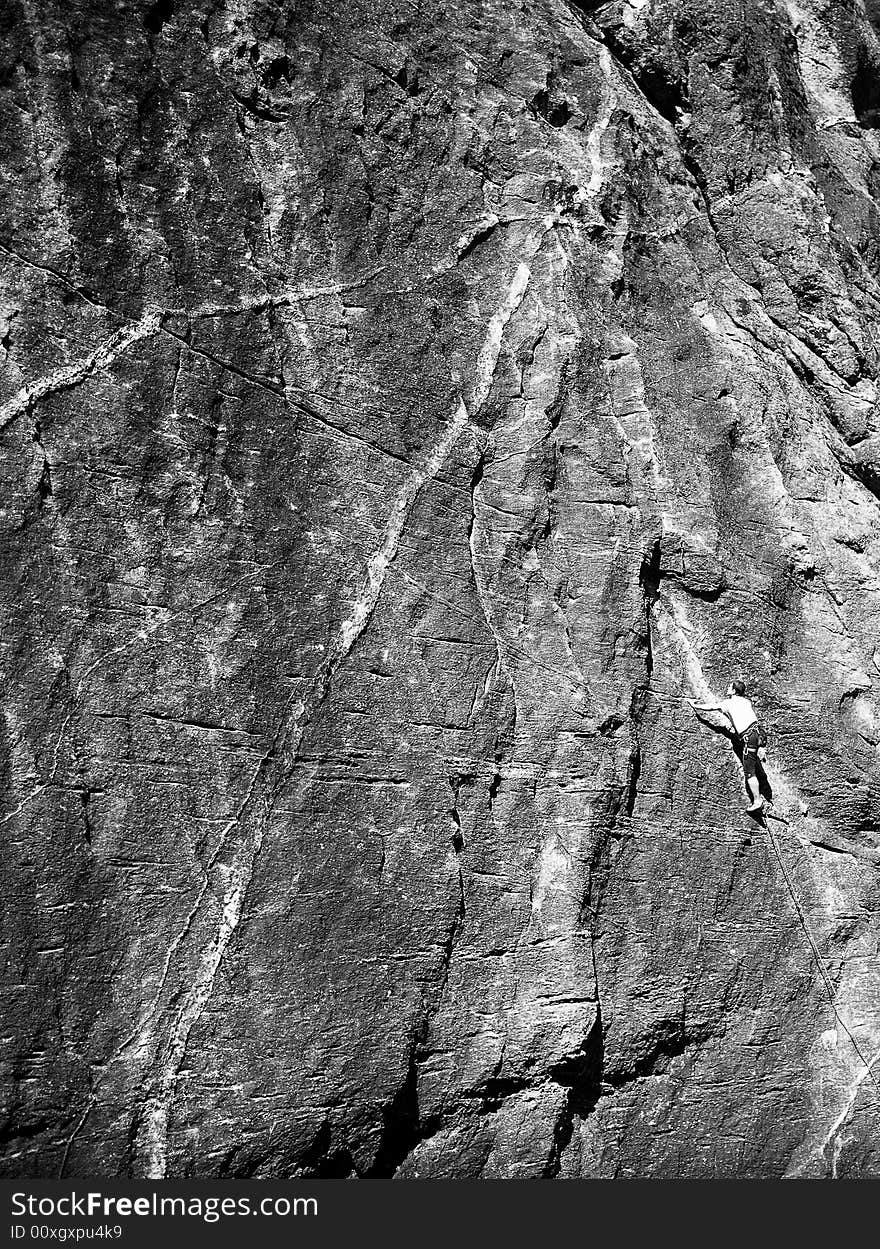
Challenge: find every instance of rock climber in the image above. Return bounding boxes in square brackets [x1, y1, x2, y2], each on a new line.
[688, 680, 768, 813]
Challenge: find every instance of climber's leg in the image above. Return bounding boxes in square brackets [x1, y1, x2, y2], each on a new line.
[742, 740, 763, 812]
[745, 774, 763, 812]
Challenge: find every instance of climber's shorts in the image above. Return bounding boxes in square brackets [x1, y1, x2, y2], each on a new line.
[740, 724, 761, 778]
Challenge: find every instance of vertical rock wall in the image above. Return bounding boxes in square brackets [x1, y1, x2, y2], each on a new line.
[1, 0, 879, 1177]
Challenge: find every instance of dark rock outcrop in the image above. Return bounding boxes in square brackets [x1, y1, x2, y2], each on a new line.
[1, 0, 879, 1178]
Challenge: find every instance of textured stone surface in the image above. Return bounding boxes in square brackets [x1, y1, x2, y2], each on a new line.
[1, 0, 880, 1178]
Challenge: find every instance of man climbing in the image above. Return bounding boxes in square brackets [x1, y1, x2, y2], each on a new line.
[688, 680, 768, 813]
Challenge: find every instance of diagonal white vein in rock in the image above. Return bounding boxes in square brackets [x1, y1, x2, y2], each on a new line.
[136, 715, 303, 1177]
[468, 513, 516, 695]
[0, 785, 47, 827]
[340, 212, 557, 664]
[470, 215, 558, 407]
[139, 401, 472, 1172]
[465, 215, 559, 700]
[0, 312, 163, 431]
[139, 796, 295, 1178]
[471, 261, 533, 405]
[164, 267, 386, 318]
[136, 223, 555, 1176]
[419, 214, 501, 286]
[824, 1039, 880, 1176]
[336, 398, 470, 658]
[586, 47, 616, 198]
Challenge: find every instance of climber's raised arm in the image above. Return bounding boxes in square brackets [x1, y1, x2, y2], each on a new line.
[687, 696, 732, 730]
[688, 697, 723, 712]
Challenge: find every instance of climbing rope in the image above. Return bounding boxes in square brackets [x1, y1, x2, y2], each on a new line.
[764, 814, 880, 1097]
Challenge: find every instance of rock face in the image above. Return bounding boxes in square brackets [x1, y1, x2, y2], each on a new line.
[2, 0, 880, 1179]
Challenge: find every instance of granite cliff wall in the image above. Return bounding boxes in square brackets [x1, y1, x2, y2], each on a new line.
[1, 0, 879, 1177]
